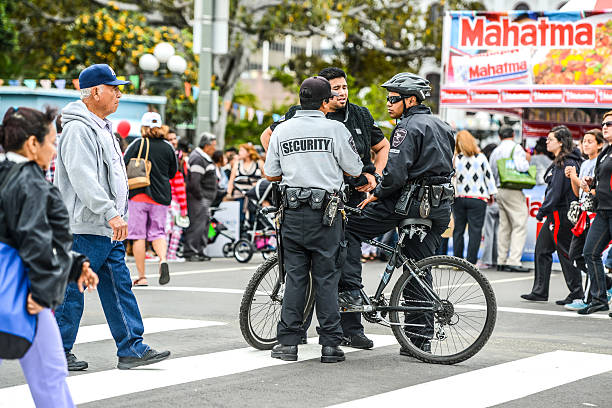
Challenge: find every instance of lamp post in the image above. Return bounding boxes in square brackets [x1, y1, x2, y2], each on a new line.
[138, 42, 187, 97]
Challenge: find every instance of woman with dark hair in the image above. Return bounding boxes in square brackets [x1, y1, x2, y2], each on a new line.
[579, 111, 612, 315]
[521, 125, 582, 303]
[0, 106, 98, 407]
[124, 112, 177, 286]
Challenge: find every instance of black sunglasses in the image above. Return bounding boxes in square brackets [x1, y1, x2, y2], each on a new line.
[603, 121, 612, 128]
[386, 95, 404, 104]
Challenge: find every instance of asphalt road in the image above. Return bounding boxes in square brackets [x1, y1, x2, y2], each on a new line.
[1, 256, 611, 408]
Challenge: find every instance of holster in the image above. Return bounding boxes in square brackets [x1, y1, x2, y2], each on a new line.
[283, 187, 328, 210]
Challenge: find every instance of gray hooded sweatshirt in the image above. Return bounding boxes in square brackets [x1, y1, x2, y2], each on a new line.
[55, 100, 128, 238]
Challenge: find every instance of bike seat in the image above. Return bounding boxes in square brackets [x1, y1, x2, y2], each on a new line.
[399, 218, 432, 230]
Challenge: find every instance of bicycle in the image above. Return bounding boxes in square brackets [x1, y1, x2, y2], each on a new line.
[239, 205, 497, 365]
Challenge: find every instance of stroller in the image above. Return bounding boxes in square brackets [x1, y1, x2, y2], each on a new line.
[231, 177, 278, 263]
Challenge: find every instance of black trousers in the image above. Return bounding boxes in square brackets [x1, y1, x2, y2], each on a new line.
[183, 196, 211, 257]
[277, 206, 344, 346]
[531, 210, 583, 300]
[583, 211, 612, 304]
[339, 198, 451, 340]
[452, 197, 487, 264]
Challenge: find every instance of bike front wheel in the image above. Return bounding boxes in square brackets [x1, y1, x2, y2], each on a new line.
[389, 255, 496, 365]
[239, 253, 315, 350]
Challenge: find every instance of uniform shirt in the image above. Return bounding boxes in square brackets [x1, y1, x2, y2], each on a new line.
[270, 103, 384, 166]
[488, 139, 530, 188]
[374, 104, 454, 201]
[88, 112, 128, 216]
[265, 110, 363, 193]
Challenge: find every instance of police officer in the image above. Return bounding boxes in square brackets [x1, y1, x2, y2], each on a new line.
[340, 73, 455, 355]
[264, 76, 363, 363]
[261, 67, 390, 350]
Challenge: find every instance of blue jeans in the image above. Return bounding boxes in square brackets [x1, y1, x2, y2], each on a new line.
[582, 212, 612, 305]
[54, 234, 149, 358]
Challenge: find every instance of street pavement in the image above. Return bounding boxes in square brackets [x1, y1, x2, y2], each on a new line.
[1, 256, 611, 407]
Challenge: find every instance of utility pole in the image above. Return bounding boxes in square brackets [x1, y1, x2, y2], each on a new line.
[194, 0, 229, 148]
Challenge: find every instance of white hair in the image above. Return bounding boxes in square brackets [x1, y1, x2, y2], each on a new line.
[80, 85, 103, 100]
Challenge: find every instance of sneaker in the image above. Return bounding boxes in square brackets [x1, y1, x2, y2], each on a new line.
[65, 351, 88, 371]
[117, 349, 170, 370]
[340, 333, 373, 349]
[564, 299, 587, 311]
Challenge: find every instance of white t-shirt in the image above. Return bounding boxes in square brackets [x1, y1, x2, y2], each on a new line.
[578, 157, 596, 202]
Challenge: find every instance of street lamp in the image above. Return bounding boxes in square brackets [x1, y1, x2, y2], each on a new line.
[138, 42, 187, 94]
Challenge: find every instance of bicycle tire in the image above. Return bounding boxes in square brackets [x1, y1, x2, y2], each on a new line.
[239, 253, 315, 350]
[389, 255, 496, 365]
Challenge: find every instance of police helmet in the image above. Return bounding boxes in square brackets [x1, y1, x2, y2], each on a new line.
[381, 73, 431, 102]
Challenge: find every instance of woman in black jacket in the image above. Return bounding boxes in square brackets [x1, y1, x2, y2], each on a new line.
[0, 106, 98, 407]
[522, 125, 582, 304]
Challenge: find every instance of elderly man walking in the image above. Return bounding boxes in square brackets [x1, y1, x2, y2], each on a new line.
[54, 64, 170, 370]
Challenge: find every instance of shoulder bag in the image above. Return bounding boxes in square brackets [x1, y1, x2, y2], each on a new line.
[126, 137, 152, 190]
[497, 144, 537, 190]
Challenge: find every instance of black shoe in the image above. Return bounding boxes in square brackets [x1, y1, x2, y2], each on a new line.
[521, 293, 547, 301]
[321, 346, 345, 363]
[399, 340, 431, 356]
[200, 254, 212, 261]
[340, 333, 373, 349]
[271, 344, 297, 361]
[159, 261, 170, 285]
[577, 302, 609, 315]
[496, 264, 505, 271]
[338, 291, 363, 309]
[506, 265, 530, 273]
[185, 255, 202, 262]
[65, 351, 88, 371]
[117, 349, 171, 370]
[555, 297, 575, 305]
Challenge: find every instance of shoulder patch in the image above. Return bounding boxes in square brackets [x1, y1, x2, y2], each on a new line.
[392, 128, 408, 148]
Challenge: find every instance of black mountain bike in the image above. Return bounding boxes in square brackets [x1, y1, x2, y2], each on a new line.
[239, 206, 497, 365]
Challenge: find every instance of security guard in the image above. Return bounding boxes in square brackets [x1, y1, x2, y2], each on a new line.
[340, 73, 455, 354]
[264, 76, 363, 363]
[261, 67, 390, 350]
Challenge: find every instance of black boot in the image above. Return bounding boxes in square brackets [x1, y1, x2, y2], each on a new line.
[65, 351, 88, 371]
[341, 333, 373, 349]
[271, 344, 298, 361]
[321, 346, 345, 363]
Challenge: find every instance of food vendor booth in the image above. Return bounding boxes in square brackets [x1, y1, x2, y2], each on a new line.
[440, 7, 612, 261]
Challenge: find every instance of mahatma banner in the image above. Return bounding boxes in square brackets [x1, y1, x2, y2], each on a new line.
[441, 10, 612, 108]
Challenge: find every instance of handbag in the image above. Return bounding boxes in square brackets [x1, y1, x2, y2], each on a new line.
[0, 162, 37, 359]
[126, 138, 152, 190]
[497, 145, 537, 190]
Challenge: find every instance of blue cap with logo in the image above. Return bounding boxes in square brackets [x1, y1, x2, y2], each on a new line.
[79, 64, 131, 89]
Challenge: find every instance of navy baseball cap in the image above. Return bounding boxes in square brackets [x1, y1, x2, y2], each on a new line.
[299, 76, 338, 102]
[79, 64, 130, 89]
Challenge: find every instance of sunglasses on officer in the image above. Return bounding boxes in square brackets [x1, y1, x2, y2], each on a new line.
[386, 95, 404, 104]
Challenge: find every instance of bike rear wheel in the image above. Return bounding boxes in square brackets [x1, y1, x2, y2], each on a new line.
[389, 255, 496, 365]
[239, 253, 315, 350]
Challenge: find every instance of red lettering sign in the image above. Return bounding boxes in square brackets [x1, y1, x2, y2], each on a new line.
[501, 89, 531, 103]
[470, 89, 499, 103]
[564, 89, 597, 103]
[532, 89, 564, 103]
[599, 89, 612, 104]
[440, 89, 469, 103]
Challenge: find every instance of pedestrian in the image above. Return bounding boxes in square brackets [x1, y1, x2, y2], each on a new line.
[479, 143, 499, 269]
[489, 125, 531, 272]
[531, 137, 554, 185]
[183, 133, 218, 262]
[261, 67, 390, 350]
[0, 106, 99, 408]
[54, 64, 170, 370]
[165, 127, 189, 262]
[580, 111, 612, 315]
[452, 130, 497, 264]
[521, 126, 582, 303]
[341, 73, 454, 356]
[45, 114, 62, 183]
[265, 76, 363, 363]
[227, 144, 264, 223]
[124, 112, 178, 286]
[564, 129, 611, 311]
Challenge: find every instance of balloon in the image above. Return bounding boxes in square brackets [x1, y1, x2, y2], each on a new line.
[117, 120, 130, 138]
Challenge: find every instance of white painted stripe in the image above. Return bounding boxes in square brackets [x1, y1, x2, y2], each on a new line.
[133, 286, 246, 294]
[327, 350, 612, 408]
[75, 318, 226, 345]
[0, 335, 397, 407]
[458, 304, 611, 320]
[129, 265, 258, 280]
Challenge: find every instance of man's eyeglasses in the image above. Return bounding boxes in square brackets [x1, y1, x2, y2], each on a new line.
[386, 95, 404, 104]
[602, 121, 612, 128]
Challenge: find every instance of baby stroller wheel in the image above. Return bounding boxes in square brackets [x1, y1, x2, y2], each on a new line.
[222, 242, 234, 258]
[234, 239, 254, 263]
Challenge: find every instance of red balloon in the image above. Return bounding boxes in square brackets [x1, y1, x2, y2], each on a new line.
[117, 120, 131, 138]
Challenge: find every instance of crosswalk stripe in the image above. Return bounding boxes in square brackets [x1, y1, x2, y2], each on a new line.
[129, 265, 258, 280]
[458, 304, 611, 320]
[75, 318, 226, 344]
[133, 286, 246, 294]
[0, 335, 397, 407]
[326, 350, 612, 408]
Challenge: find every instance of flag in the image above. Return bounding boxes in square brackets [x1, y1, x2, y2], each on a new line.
[23, 79, 37, 89]
[239, 105, 247, 120]
[272, 113, 281, 122]
[255, 110, 265, 125]
[8, 79, 21, 86]
[129, 75, 140, 90]
[40, 79, 52, 89]
[0, 79, 4, 87]
[184, 82, 192, 97]
[193, 86, 200, 100]
[72, 79, 80, 90]
[54, 79, 66, 89]
[247, 107, 255, 121]
[223, 100, 232, 112]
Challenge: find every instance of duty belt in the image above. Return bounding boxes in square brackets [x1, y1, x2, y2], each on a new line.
[395, 182, 454, 216]
[282, 187, 329, 210]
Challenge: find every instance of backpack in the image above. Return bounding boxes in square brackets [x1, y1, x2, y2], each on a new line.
[0, 161, 37, 359]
